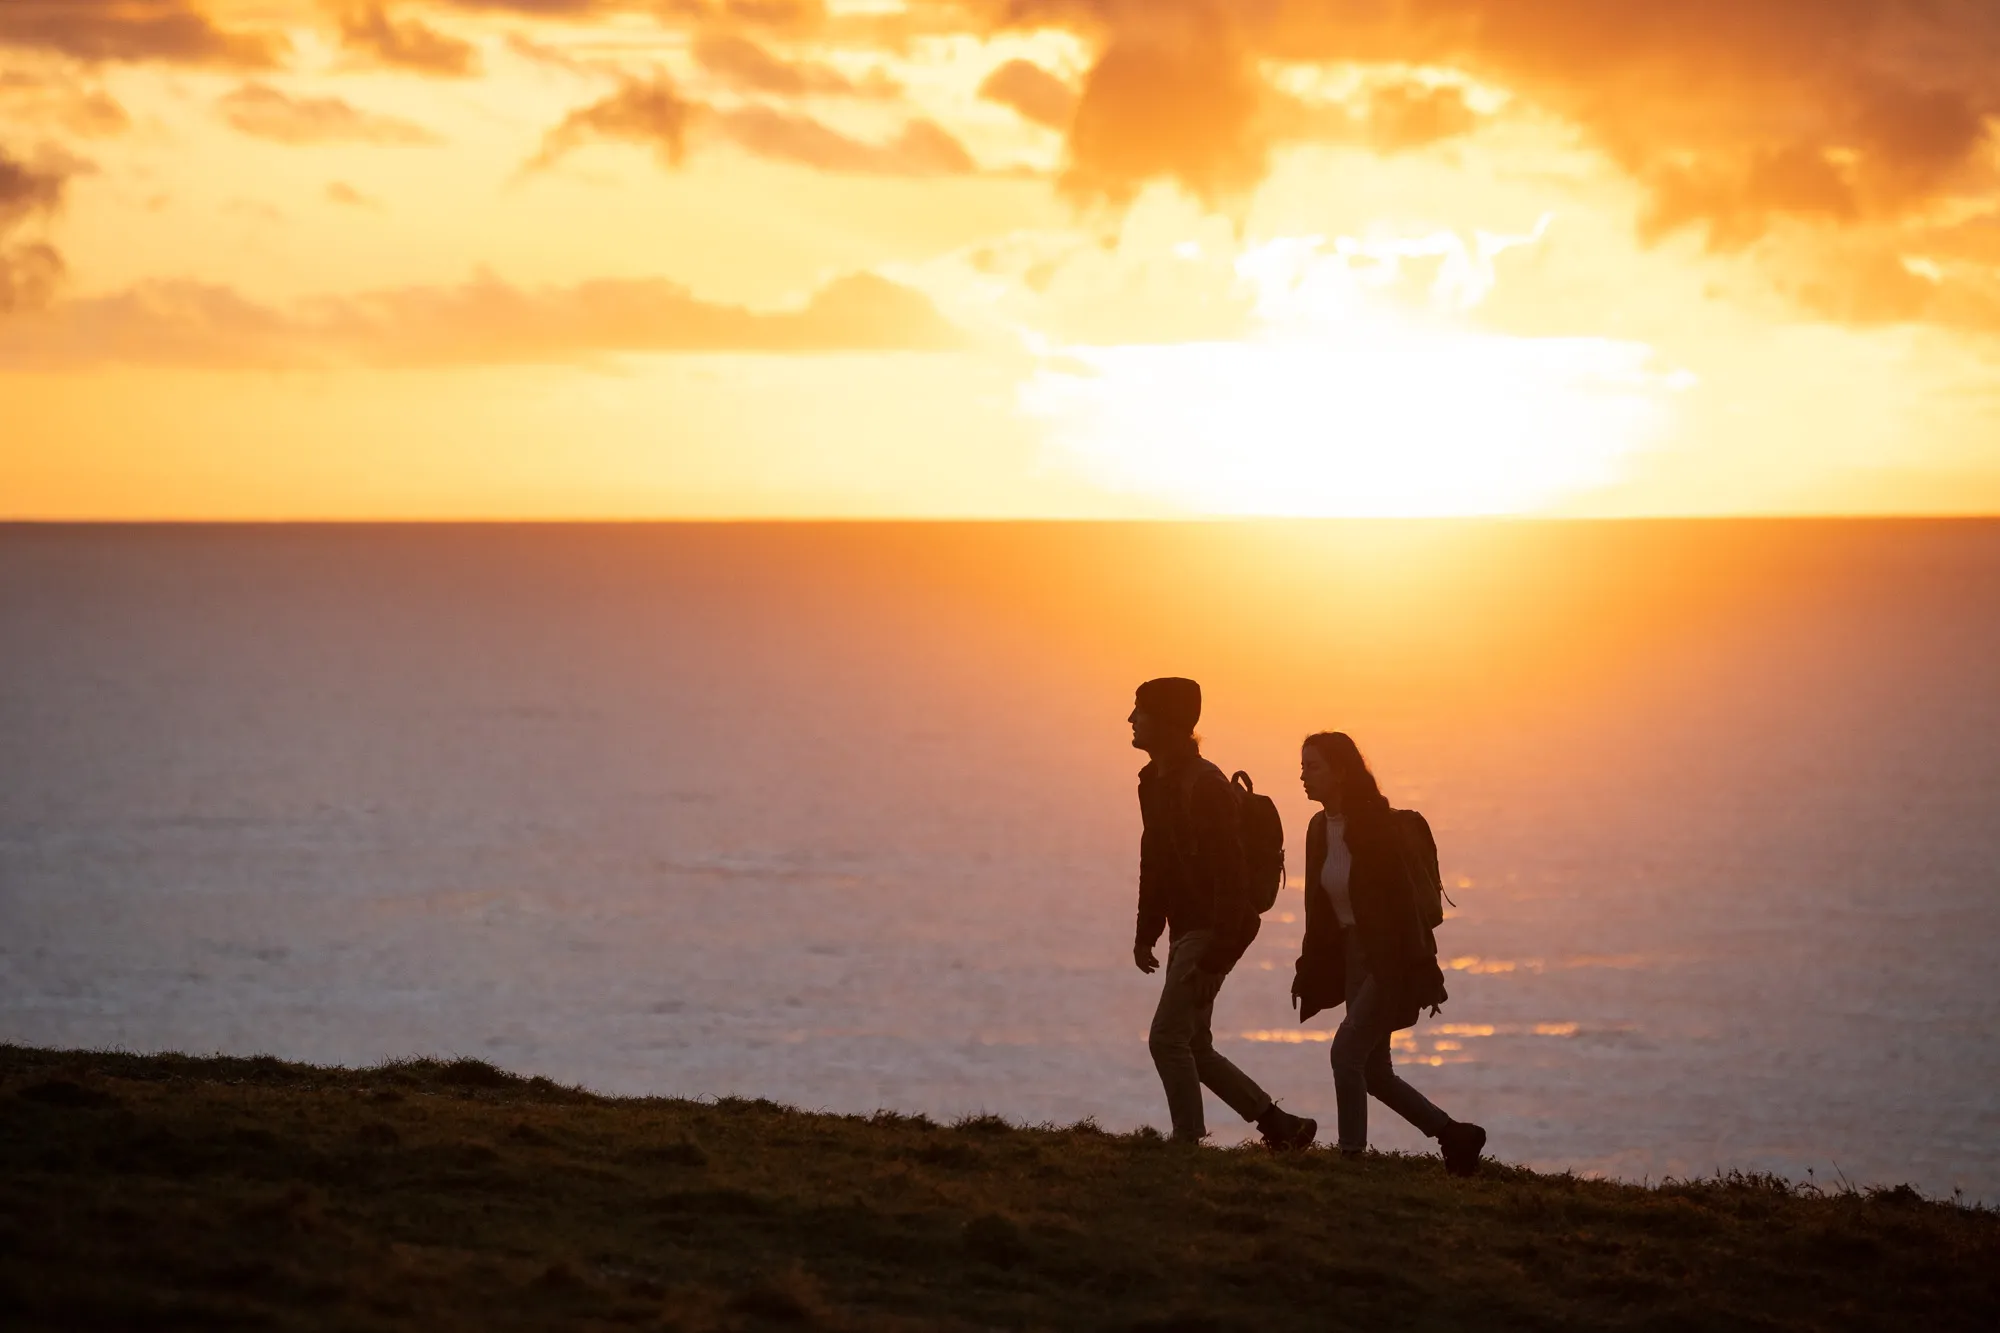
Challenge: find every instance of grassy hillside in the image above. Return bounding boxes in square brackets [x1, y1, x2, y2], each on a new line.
[2, 1044, 1994, 1332]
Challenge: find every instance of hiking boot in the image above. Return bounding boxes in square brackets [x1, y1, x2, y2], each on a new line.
[1438, 1120, 1487, 1177]
[1256, 1104, 1317, 1152]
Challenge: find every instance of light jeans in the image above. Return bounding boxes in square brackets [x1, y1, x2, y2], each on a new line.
[1148, 929, 1273, 1140]
[1330, 931, 1451, 1151]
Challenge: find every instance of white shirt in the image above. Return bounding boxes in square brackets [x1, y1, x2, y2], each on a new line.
[1319, 813, 1355, 927]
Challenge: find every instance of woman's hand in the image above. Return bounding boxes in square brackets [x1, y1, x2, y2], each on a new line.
[1290, 960, 1312, 1014]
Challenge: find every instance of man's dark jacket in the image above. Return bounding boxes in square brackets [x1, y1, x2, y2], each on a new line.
[1292, 803, 1446, 1029]
[1136, 742, 1259, 975]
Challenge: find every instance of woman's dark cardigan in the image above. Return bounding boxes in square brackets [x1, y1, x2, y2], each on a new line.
[1293, 802, 1446, 1028]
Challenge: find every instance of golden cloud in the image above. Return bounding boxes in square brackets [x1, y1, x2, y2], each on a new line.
[0, 144, 72, 312]
[438, 0, 612, 13]
[0, 269, 968, 367]
[0, 147, 67, 225]
[977, 59, 1075, 132]
[336, 4, 479, 78]
[0, 0, 287, 67]
[1062, 9, 1269, 205]
[716, 105, 974, 175]
[530, 74, 976, 176]
[1349, 81, 1477, 152]
[530, 76, 694, 168]
[0, 69, 130, 137]
[692, 30, 896, 97]
[664, 1, 829, 31]
[324, 179, 380, 208]
[924, 1, 2000, 244]
[219, 83, 443, 145]
[1774, 229, 2000, 331]
[0, 238, 59, 311]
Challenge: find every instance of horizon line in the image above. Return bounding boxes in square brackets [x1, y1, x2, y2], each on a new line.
[4, 513, 2000, 527]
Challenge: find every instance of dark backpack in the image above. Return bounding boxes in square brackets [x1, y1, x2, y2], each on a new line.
[1391, 807, 1453, 1016]
[1178, 766, 1287, 914]
[1393, 808, 1449, 931]
[1232, 772, 1288, 914]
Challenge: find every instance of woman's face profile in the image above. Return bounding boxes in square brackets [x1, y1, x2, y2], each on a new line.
[1300, 745, 1342, 807]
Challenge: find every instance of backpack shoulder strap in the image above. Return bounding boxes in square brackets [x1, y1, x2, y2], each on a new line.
[1175, 757, 1229, 816]
[1168, 758, 1227, 868]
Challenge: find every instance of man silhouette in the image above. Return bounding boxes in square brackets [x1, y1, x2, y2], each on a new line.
[1130, 677, 1316, 1148]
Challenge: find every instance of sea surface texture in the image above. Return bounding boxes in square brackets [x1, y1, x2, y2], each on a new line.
[3, 523, 1997, 1198]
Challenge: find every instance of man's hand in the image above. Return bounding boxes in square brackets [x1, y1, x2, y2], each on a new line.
[1187, 967, 1224, 1006]
[1134, 943, 1160, 974]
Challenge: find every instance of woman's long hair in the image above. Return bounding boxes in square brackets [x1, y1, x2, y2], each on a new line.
[1303, 731, 1391, 818]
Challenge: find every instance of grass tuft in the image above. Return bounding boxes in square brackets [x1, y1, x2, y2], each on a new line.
[951, 1112, 1014, 1137]
[437, 1057, 520, 1089]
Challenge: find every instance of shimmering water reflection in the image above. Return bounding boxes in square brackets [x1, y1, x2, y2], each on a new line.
[2, 522, 1997, 1197]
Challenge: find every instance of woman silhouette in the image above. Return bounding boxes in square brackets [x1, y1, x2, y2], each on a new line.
[1293, 731, 1487, 1175]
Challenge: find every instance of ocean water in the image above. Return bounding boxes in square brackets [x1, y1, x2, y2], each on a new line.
[2, 522, 1997, 1198]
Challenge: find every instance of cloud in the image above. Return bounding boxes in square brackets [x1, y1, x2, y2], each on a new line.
[978, 59, 1075, 131]
[1643, 147, 1859, 249]
[337, 4, 479, 78]
[531, 76, 975, 175]
[219, 83, 442, 145]
[1794, 248, 1945, 325]
[1775, 230, 2000, 332]
[0, 70, 130, 137]
[663, 1, 829, 30]
[717, 105, 975, 175]
[0, 148, 69, 225]
[1267, 76, 1484, 159]
[504, 31, 597, 75]
[325, 180, 380, 208]
[0, 144, 74, 312]
[925, 1, 2000, 243]
[1353, 81, 1478, 152]
[0, 269, 968, 368]
[1927, 211, 2000, 267]
[692, 30, 896, 97]
[0, 238, 61, 312]
[530, 76, 694, 167]
[1061, 10, 1270, 205]
[0, 0, 287, 68]
[1385, 2, 2000, 246]
[438, 0, 608, 13]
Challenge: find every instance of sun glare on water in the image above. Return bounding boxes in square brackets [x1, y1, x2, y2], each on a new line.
[1022, 225, 1688, 516]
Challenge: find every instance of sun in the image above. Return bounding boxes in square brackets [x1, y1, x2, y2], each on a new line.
[1021, 229, 1687, 517]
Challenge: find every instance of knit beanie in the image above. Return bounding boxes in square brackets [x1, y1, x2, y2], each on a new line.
[1134, 677, 1202, 735]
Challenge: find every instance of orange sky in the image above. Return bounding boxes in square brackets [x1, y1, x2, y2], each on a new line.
[2, 0, 1998, 518]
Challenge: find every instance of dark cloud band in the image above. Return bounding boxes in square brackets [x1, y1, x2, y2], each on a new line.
[0, 1, 286, 68]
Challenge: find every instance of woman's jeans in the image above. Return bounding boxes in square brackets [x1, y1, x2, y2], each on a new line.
[1331, 932, 1450, 1151]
